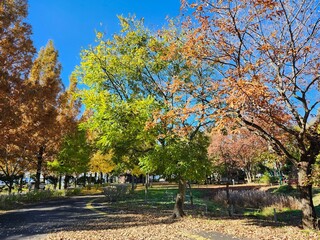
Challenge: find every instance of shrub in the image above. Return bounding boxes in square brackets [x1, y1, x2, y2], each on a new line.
[259, 172, 278, 184]
[103, 184, 131, 202]
[213, 189, 300, 210]
[65, 188, 82, 196]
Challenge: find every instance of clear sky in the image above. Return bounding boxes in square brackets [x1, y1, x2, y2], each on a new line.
[27, 0, 181, 88]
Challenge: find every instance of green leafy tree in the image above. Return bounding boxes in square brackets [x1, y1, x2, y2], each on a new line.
[49, 128, 91, 187]
[76, 16, 213, 216]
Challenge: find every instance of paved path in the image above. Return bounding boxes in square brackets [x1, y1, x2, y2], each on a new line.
[0, 195, 103, 240]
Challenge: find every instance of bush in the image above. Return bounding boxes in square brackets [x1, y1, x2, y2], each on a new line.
[103, 184, 131, 202]
[65, 188, 82, 196]
[213, 189, 300, 210]
[259, 172, 278, 184]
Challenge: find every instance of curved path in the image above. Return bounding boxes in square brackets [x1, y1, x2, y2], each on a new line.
[0, 195, 103, 240]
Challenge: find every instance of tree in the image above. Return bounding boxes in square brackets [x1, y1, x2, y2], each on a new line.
[0, 0, 35, 193]
[183, 0, 320, 229]
[23, 40, 68, 190]
[76, 17, 213, 217]
[49, 128, 91, 188]
[209, 128, 267, 184]
[89, 150, 116, 183]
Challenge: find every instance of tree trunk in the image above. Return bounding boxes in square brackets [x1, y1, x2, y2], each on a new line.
[88, 173, 92, 189]
[187, 181, 194, 206]
[84, 172, 87, 186]
[172, 179, 186, 218]
[58, 175, 62, 189]
[8, 178, 14, 194]
[245, 171, 252, 184]
[35, 146, 45, 190]
[226, 181, 233, 216]
[298, 161, 319, 229]
[64, 175, 69, 189]
[131, 175, 135, 192]
[144, 173, 149, 203]
[19, 175, 23, 193]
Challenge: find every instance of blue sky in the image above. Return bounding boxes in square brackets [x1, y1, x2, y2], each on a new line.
[27, 0, 181, 88]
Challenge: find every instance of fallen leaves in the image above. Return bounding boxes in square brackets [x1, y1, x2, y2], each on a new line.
[45, 205, 320, 240]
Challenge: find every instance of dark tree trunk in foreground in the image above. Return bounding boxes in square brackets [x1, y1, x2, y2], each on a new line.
[298, 161, 319, 229]
[35, 146, 45, 190]
[172, 179, 186, 218]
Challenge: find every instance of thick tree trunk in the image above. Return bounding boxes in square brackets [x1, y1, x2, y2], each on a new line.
[298, 161, 319, 229]
[35, 146, 45, 190]
[64, 175, 69, 189]
[172, 179, 186, 218]
[8, 178, 14, 194]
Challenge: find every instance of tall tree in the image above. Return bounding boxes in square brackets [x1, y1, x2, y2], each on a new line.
[76, 17, 213, 216]
[0, 0, 35, 192]
[183, 0, 320, 229]
[23, 40, 66, 190]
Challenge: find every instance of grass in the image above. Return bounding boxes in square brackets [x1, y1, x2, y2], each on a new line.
[239, 185, 320, 225]
[0, 189, 64, 210]
[94, 185, 224, 216]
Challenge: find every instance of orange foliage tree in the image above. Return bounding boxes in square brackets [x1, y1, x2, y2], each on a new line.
[0, 0, 35, 192]
[23, 41, 78, 190]
[182, 0, 320, 229]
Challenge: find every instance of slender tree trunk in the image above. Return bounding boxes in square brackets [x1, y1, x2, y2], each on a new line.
[131, 175, 135, 191]
[74, 176, 77, 188]
[58, 175, 62, 189]
[84, 172, 87, 186]
[245, 171, 252, 184]
[19, 175, 23, 193]
[35, 146, 45, 190]
[88, 173, 92, 189]
[298, 161, 319, 229]
[64, 175, 69, 189]
[144, 173, 149, 203]
[172, 178, 186, 218]
[187, 181, 194, 206]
